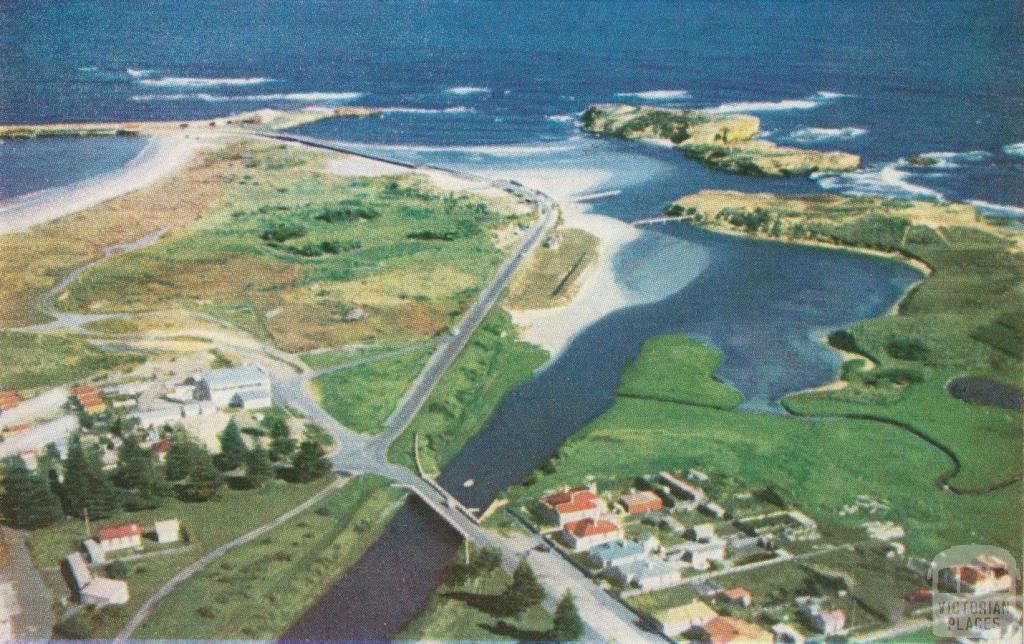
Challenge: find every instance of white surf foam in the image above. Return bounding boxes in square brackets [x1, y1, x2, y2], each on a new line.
[138, 76, 274, 87]
[615, 89, 690, 100]
[968, 200, 1024, 217]
[77, 66, 98, 72]
[1002, 142, 1024, 157]
[443, 86, 490, 95]
[380, 106, 474, 114]
[546, 113, 579, 124]
[786, 127, 867, 143]
[813, 163, 945, 201]
[132, 91, 363, 102]
[705, 91, 850, 114]
[126, 68, 155, 78]
[903, 150, 992, 169]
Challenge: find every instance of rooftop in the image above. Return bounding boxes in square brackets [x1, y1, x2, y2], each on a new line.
[589, 539, 644, 561]
[565, 518, 619, 538]
[655, 599, 718, 626]
[200, 364, 268, 392]
[99, 523, 142, 541]
[613, 558, 676, 580]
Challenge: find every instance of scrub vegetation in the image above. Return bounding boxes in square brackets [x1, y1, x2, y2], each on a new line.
[506, 227, 599, 310]
[0, 330, 144, 390]
[47, 140, 530, 352]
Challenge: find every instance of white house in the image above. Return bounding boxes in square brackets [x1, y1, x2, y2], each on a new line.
[195, 364, 271, 407]
[650, 599, 718, 638]
[83, 539, 105, 564]
[65, 552, 129, 606]
[608, 558, 679, 591]
[154, 518, 181, 544]
[232, 389, 273, 410]
[561, 518, 623, 552]
[98, 523, 142, 553]
[771, 622, 806, 644]
[684, 538, 727, 569]
[131, 407, 183, 429]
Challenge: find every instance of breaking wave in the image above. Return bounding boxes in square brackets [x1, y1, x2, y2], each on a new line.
[1003, 142, 1024, 157]
[785, 127, 866, 143]
[443, 86, 490, 95]
[705, 91, 850, 114]
[132, 91, 364, 102]
[902, 150, 992, 169]
[813, 163, 945, 201]
[126, 68, 155, 78]
[546, 113, 579, 123]
[614, 89, 690, 100]
[138, 76, 274, 87]
[379, 106, 474, 114]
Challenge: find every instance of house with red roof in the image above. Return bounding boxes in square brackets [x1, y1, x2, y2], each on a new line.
[700, 616, 772, 644]
[619, 490, 663, 515]
[562, 517, 623, 551]
[940, 555, 1014, 596]
[150, 439, 173, 463]
[0, 390, 20, 412]
[98, 523, 142, 553]
[720, 587, 752, 607]
[538, 486, 605, 527]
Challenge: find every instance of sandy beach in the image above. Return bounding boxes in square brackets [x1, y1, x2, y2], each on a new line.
[0, 135, 206, 235]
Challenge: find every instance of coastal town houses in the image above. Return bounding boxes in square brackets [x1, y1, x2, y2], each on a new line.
[720, 587, 752, 607]
[939, 554, 1015, 596]
[538, 486, 605, 527]
[700, 615, 773, 644]
[771, 623, 806, 644]
[64, 552, 129, 607]
[561, 517, 623, 551]
[796, 597, 847, 636]
[98, 523, 142, 554]
[586, 539, 645, 570]
[649, 599, 718, 638]
[619, 489, 664, 515]
[607, 558, 679, 591]
[659, 470, 706, 502]
[194, 364, 271, 408]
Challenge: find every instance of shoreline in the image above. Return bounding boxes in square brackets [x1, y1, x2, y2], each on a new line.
[0, 135, 207, 235]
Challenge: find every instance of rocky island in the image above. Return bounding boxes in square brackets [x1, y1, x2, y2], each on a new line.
[581, 103, 860, 176]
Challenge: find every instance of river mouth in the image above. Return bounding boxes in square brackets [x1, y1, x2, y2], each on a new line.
[285, 139, 923, 640]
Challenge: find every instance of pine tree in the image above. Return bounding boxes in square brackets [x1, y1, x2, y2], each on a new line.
[550, 591, 583, 641]
[244, 448, 273, 487]
[504, 559, 545, 615]
[113, 437, 161, 510]
[0, 457, 63, 528]
[290, 439, 330, 482]
[61, 436, 120, 519]
[215, 420, 248, 472]
[164, 437, 201, 482]
[179, 449, 223, 502]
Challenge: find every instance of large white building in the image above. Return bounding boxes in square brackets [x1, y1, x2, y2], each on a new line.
[65, 552, 129, 607]
[194, 364, 271, 408]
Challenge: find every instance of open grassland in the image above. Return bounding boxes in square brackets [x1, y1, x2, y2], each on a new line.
[388, 308, 548, 475]
[29, 478, 332, 639]
[506, 227, 598, 310]
[501, 334, 1021, 558]
[59, 140, 531, 351]
[0, 330, 144, 391]
[135, 476, 406, 640]
[398, 556, 553, 641]
[616, 334, 742, 409]
[312, 346, 434, 435]
[0, 142, 228, 328]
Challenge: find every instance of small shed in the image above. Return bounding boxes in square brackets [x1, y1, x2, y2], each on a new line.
[154, 518, 181, 544]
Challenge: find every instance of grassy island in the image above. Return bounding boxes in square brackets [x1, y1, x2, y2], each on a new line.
[581, 103, 859, 177]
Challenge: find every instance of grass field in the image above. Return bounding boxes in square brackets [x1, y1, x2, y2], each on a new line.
[506, 227, 598, 310]
[398, 555, 553, 641]
[31, 478, 332, 639]
[501, 334, 1021, 558]
[616, 334, 742, 409]
[388, 308, 548, 475]
[135, 476, 406, 640]
[312, 346, 434, 435]
[0, 330, 145, 391]
[50, 140, 530, 352]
